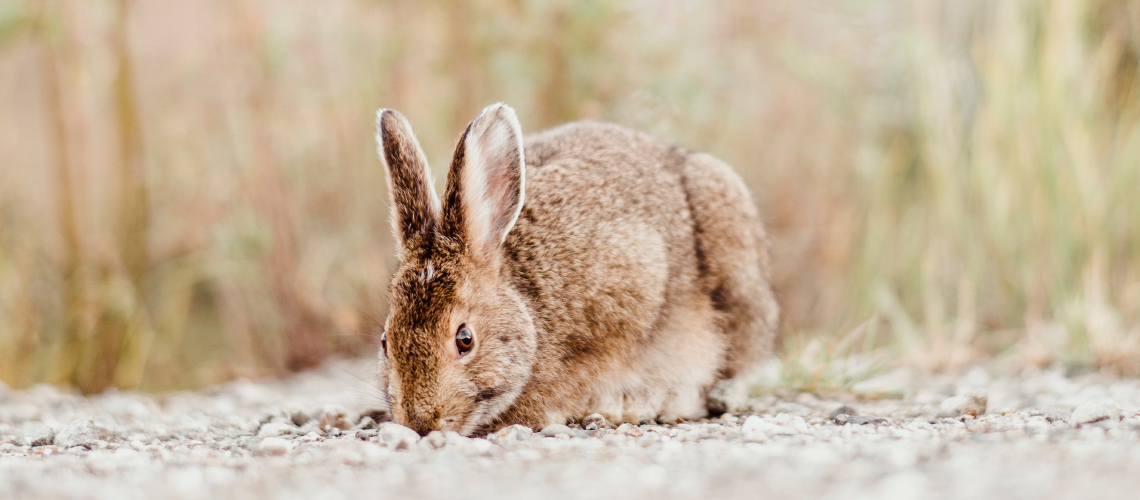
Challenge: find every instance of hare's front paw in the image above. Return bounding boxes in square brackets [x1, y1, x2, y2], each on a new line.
[706, 378, 750, 416]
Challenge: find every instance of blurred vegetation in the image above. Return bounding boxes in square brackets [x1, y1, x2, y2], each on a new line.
[0, 0, 1137, 392]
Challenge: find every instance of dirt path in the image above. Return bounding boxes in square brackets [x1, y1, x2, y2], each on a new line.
[2, 360, 1139, 500]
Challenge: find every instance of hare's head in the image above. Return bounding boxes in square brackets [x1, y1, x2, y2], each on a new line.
[376, 104, 537, 436]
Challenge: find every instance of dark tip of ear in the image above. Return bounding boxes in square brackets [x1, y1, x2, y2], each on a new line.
[376, 109, 420, 167]
[376, 109, 406, 137]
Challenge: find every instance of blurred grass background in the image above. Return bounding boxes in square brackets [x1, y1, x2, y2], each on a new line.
[0, 0, 1137, 393]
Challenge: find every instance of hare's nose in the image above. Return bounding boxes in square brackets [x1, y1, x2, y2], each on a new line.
[438, 418, 457, 434]
[396, 402, 442, 436]
[405, 415, 440, 436]
[412, 425, 434, 437]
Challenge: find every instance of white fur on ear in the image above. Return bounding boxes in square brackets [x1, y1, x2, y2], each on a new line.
[374, 108, 389, 161]
[461, 103, 526, 248]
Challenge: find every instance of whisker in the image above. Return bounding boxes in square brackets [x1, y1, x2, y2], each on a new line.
[324, 361, 379, 386]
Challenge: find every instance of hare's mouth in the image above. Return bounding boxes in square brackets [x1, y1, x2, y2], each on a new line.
[438, 416, 463, 434]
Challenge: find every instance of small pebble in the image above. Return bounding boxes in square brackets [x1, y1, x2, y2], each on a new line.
[1032, 408, 1071, 423]
[583, 413, 608, 430]
[257, 422, 295, 437]
[318, 405, 355, 431]
[423, 431, 447, 449]
[615, 423, 644, 437]
[290, 410, 311, 427]
[541, 424, 574, 437]
[377, 423, 420, 450]
[54, 418, 108, 449]
[829, 405, 858, 419]
[1071, 398, 1121, 426]
[936, 391, 988, 418]
[492, 424, 533, 445]
[18, 423, 55, 447]
[847, 416, 889, 426]
[740, 416, 770, 442]
[255, 437, 292, 456]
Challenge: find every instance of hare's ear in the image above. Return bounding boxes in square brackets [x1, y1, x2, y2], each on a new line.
[442, 103, 525, 257]
[377, 109, 440, 253]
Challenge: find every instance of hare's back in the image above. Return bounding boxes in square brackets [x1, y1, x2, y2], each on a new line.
[521, 121, 692, 218]
[503, 122, 702, 346]
[518, 122, 694, 253]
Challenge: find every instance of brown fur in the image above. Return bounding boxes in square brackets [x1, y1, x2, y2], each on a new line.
[376, 104, 779, 436]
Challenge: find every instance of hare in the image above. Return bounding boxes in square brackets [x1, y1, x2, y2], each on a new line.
[375, 103, 779, 436]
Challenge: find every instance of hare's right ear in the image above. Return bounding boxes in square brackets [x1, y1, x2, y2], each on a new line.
[377, 109, 440, 253]
[441, 103, 525, 260]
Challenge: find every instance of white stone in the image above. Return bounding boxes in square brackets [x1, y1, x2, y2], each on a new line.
[54, 418, 108, 449]
[377, 423, 420, 450]
[936, 391, 988, 418]
[422, 430, 447, 449]
[318, 404, 354, 431]
[470, 438, 494, 455]
[774, 414, 809, 433]
[615, 423, 644, 437]
[18, 423, 54, 447]
[740, 416, 771, 442]
[583, 413, 607, 430]
[443, 431, 472, 449]
[1071, 398, 1122, 426]
[541, 424, 574, 437]
[255, 437, 292, 456]
[257, 422, 295, 437]
[491, 424, 533, 446]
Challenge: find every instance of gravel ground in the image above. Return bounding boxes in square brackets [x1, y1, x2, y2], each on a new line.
[2, 360, 1139, 500]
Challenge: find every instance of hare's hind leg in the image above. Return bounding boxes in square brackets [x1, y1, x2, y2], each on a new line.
[677, 152, 780, 414]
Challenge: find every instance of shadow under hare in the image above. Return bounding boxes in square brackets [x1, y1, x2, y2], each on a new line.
[376, 103, 779, 436]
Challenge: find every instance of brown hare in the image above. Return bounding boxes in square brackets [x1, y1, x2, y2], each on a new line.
[376, 103, 779, 436]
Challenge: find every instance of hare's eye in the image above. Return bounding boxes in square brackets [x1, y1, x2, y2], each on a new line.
[456, 325, 474, 356]
[380, 330, 387, 354]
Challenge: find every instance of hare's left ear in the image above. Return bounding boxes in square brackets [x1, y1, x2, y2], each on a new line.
[376, 109, 440, 254]
[442, 103, 525, 257]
